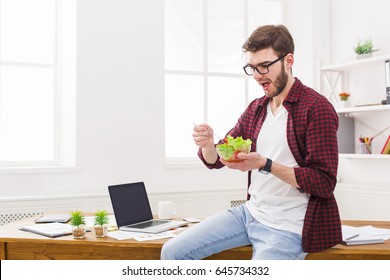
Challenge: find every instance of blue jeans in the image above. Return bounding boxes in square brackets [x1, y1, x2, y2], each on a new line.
[161, 204, 306, 260]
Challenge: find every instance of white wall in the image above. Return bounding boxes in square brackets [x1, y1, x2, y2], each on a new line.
[1, 0, 389, 220]
[328, 0, 390, 220]
[0, 0, 246, 215]
[329, 0, 390, 63]
[283, 0, 315, 87]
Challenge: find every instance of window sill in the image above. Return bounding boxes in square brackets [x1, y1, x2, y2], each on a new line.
[0, 165, 80, 174]
[165, 158, 205, 169]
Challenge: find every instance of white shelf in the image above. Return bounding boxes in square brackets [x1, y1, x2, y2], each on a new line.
[336, 104, 390, 114]
[322, 55, 390, 161]
[339, 153, 390, 159]
[322, 54, 390, 71]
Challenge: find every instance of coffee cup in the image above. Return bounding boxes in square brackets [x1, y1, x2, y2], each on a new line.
[158, 201, 176, 220]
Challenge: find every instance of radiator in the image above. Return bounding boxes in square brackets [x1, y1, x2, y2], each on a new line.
[0, 190, 246, 226]
[230, 200, 246, 207]
[0, 211, 43, 226]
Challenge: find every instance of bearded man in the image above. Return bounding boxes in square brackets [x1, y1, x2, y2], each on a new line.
[161, 24, 342, 260]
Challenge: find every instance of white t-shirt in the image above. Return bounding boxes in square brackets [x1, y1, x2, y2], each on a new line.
[245, 103, 309, 235]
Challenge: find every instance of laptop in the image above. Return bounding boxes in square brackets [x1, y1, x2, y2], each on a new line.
[108, 182, 188, 233]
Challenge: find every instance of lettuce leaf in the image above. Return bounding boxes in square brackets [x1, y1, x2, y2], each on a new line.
[216, 135, 252, 161]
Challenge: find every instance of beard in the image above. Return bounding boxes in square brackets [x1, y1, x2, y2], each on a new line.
[265, 64, 288, 98]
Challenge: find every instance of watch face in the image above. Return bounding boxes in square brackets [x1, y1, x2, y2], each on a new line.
[258, 169, 269, 175]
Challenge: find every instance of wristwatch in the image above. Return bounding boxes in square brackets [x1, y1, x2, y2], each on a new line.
[258, 158, 272, 175]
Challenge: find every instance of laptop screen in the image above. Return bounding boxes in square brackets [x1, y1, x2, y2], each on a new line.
[108, 182, 153, 227]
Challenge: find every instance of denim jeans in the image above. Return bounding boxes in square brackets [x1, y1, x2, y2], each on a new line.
[161, 204, 306, 260]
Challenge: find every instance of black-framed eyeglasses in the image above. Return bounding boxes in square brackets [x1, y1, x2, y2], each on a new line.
[243, 54, 287, 76]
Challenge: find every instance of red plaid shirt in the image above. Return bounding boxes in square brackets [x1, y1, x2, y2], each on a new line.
[199, 78, 342, 253]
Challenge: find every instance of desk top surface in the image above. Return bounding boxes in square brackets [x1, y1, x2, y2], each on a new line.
[0, 214, 180, 247]
[1, 216, 390, 252]
[328, 220, 390, 252]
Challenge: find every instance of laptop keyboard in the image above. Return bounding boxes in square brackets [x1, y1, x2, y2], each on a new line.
[127, 220, 169, 229]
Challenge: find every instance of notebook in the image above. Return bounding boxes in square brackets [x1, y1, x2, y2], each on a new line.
[20, 223, 72, 238]
[108, 182, 188, 233]
[35, 214, 71, 223]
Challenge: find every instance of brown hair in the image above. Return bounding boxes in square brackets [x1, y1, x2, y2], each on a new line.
[242, 25, 294, 56]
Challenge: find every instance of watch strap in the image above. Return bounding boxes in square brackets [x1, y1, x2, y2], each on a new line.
[259, 158, 272, 174]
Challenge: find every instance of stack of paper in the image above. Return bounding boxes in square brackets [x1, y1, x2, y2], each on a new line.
[342, 225, 390, 245]
[20, 223, 73, 238]
[34, 214, 71, 223]
[108, 227, 185, 241]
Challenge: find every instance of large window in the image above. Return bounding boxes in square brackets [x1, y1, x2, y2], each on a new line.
[0, 0, 76, 168]
[165, 0, 282, 162]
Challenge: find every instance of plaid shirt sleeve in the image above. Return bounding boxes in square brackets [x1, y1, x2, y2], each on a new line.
[290, 96, 339, 197]
[285, 79, 342, 252]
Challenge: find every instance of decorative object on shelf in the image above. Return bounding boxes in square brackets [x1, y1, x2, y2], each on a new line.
[339, 92, 350, 101]
[321, 53, 390, 158]
[353, 38, 379, 59]
[93, 210, 109, 238]
[70, 210, 86, 239]
[358, 136, 372, 154]
[381, 135, 390, 154]
[338, 92, 351, 108]
[356, 125, 390, 155]
[385, 60, 390, 104]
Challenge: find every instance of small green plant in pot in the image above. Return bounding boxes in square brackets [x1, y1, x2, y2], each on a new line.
[93, 210, 109, 237]
[353, 38, 378, 58]
[70, 210, 86, 238]
[339, 92, 350, 101]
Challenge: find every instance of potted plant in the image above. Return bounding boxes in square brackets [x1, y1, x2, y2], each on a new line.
[353, 38, 378, 59]
[70, 210, 86, 238]
[338, 92, 351, 108]
[93, 210, 109, 237]
[339, 92, 350, 101]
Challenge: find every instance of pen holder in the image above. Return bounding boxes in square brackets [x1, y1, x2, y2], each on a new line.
[359, 143, 372, 154]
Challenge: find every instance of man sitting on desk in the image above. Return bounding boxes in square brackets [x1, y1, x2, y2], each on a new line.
[161, 24, 342, 260]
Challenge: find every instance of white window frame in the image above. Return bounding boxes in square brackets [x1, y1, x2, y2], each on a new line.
[164, 0, 283, 167]
[0, 0, 76, 172]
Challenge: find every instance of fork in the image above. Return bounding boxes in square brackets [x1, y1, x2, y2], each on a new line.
[193, 123, 223, 141]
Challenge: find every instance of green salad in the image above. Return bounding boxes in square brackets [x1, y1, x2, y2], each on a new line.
[216, 135, 252, 162]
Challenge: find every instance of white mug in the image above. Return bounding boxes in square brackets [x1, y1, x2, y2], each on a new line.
[158, 201, 176, 220]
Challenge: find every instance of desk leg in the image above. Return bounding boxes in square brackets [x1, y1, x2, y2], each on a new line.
[0, 242, 6, 260]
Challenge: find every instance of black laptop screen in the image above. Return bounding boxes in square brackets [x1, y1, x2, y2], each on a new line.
[108, 182, 153, 227]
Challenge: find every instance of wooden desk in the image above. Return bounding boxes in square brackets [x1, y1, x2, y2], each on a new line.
[306, 220, 390, 260]
[0, 215, 251, 260]
[1, 217, 390, 260]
